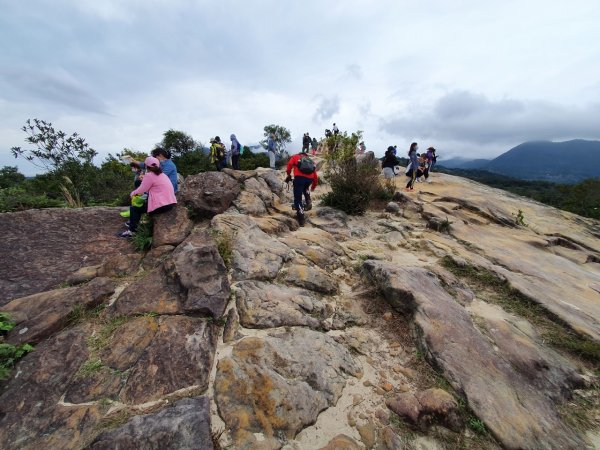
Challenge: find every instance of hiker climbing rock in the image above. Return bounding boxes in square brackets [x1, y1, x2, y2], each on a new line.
[286, 148, 318, 226]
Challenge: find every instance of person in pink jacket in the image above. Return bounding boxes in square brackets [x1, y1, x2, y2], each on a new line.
[119, 156, 177, 238]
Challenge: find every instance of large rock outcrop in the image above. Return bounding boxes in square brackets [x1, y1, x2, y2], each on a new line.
[0, 207, 131, 304]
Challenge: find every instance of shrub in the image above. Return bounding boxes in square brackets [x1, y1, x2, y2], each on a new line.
[131, 219, 153, 252]
[0, 313, 34, 380]
[239, 147, 270, 170]
[320, 131, 384, 215]
[0, 187, 63, 212]
[172, 150, 213, 177]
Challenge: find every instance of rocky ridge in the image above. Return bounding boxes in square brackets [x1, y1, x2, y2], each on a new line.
[0, 165, 599, 449]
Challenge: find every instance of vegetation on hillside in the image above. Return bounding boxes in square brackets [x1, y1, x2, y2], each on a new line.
[2, 120, 272, 213]
[437, 168, 600, 220]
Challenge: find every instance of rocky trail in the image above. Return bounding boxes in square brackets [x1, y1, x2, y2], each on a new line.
[0, 165, 599, 449]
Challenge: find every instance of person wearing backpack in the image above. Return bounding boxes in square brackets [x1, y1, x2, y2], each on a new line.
[210, 136, 226, 171]
[382, 146, 400, 178]
[230, 134, 242, 170]
[285, 149, 318, 226]
[302, 133, 311, 153]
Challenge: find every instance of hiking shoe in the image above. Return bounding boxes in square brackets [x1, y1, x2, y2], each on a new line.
[124, 221, 130, 228]
[297, 213, 306, 227]
[305, 200, 312, 211]
[118, 230, 134, 238]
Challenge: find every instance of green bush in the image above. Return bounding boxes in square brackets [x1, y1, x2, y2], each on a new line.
[173, 151, 213, 177]
[0, 313, 34, 380]
[132, 219, 153, 252]
[320, 131, 384, 215]
[239, 147, 270, 170]
[0, 187, 63, 212]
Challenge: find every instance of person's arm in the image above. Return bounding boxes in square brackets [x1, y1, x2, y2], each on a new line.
[286, 155, 296, 175]
[131, 173, 154, 196]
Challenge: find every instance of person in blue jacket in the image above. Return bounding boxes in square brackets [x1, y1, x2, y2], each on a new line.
[131, 147, 178, 193]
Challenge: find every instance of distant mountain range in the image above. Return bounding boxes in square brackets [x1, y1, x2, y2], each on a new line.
[439, 140, 600, 183]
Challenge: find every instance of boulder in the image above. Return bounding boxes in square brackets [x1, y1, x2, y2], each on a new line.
[2, 277, 115, 345]
[386, 388, 461, 432]
[222, 307, 240, 343]
[385, 202, 401, 213]
[66, 264, 102, 285]
[283, 263, 339, 294]
[0, 207, 131, 304]
[171, 228, 230, 318]
[235, 280, 327, 329]
[88, 397, 213, 450]
[233, 191, 268, 215]
[214, 328, 362, 448]
[97, 253, 143, 277]
[258, 170, 285, 196]
[120, 316, 217, 404]
[244, 176, 276, 208]
[309, 207, 351, 239]
[364, 261, 585, 450]
[223, 167, 257, 182]
[179, 171, 240, 218]
[111, 229, 230, 318]
[151, 204, 193, 247]
[252, 214, 299, 235]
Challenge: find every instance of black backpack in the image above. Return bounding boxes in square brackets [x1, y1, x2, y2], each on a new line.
[297, 155, 316, 174]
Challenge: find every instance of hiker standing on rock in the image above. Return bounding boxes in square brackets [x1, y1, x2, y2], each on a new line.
[382, 146, 400, 179]
[332, 123, 339, 135]
[302, 133, 311, 153]
[118, 156, 177, 238]
[426, 146, 437, 173]
[210, 137, 226, 171]
[405, 142, 419, 191]
[230, 134, 242, 170]
[267, 134, 276, 169]
[286, 149, 318, 226]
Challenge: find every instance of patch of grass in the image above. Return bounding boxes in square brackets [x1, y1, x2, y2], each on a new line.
[467, 417, 487, 435]
[66, 303, 106, 327]
[439, 217, 453, 233]
[88, 316, 132, 352]
[441, 256, 600, 365]
[211, 230, 234, 269]
[513, 209, 527, 226]
[0, 312, 16, 332]
[75, 358, 104, 379]
[132, 219, 153, 252]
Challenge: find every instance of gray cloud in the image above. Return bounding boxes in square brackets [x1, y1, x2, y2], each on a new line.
[346, 64, 362, 80]
[313, 95, 340, 123]
[0, 69, 108, 114]
[381, 90, 600, 145]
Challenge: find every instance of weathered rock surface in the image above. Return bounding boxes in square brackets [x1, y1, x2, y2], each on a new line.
[283, 263, 339, 294]
[309, 207, 351, 239]
[88, 397, 213, 450]
[318, 434, 362, 450]
[283, 228, 344, 270]
[179, 171, 240, 218]
[386, 388, 461, 432]
[0, 327, 91, 449]
[213, 214, 293, 281]
[171, 228, 230, 317]
[222, 167, 257, 182]
[151, 204, 193, 247]
[120, 315, 217, 404]
[0, 207, 131, 304]
[233, 190, 268, 215]
[214, 328, 362, 449]
[258, 169, 285, 197]
[235, 280, 327, 329]
[2, 277, 115, 345]
[364, 260, 585, 449]
[112, 229, 229, 318]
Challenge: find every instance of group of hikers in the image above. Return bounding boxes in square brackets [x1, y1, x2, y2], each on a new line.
[382, 143, 438, 191]
[116, 126, 438, 237]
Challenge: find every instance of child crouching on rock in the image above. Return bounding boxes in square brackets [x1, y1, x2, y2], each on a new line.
[119, 156, 177, 238]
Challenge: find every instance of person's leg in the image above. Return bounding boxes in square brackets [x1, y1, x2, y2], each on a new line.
[269, 151, 276, 169]
[128, 203, 148, 233]
[232, 154, 239, 170]
[293, 177, 305, 213]
[303, 186, 312, 210]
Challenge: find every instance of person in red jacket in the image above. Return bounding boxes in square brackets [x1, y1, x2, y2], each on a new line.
[286, 150, 318, 226]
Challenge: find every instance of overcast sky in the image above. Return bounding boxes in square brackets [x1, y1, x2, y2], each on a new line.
[1, 0, 599, 175]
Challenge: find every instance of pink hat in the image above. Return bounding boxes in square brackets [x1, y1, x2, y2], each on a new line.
[145, 156, 160, 168]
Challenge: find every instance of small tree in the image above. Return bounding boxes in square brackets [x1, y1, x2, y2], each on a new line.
[160, 129, 197, 157]
[260, 124, 292, 159]
[11, 119, 97, 171]
[0, 166, 26, 189]
[320, 130, 384, 215]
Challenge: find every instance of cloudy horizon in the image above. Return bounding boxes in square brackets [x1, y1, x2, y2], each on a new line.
[1, 0, 599, 175]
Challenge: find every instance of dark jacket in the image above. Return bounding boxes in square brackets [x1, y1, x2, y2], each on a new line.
[382, 150, 400, 169]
